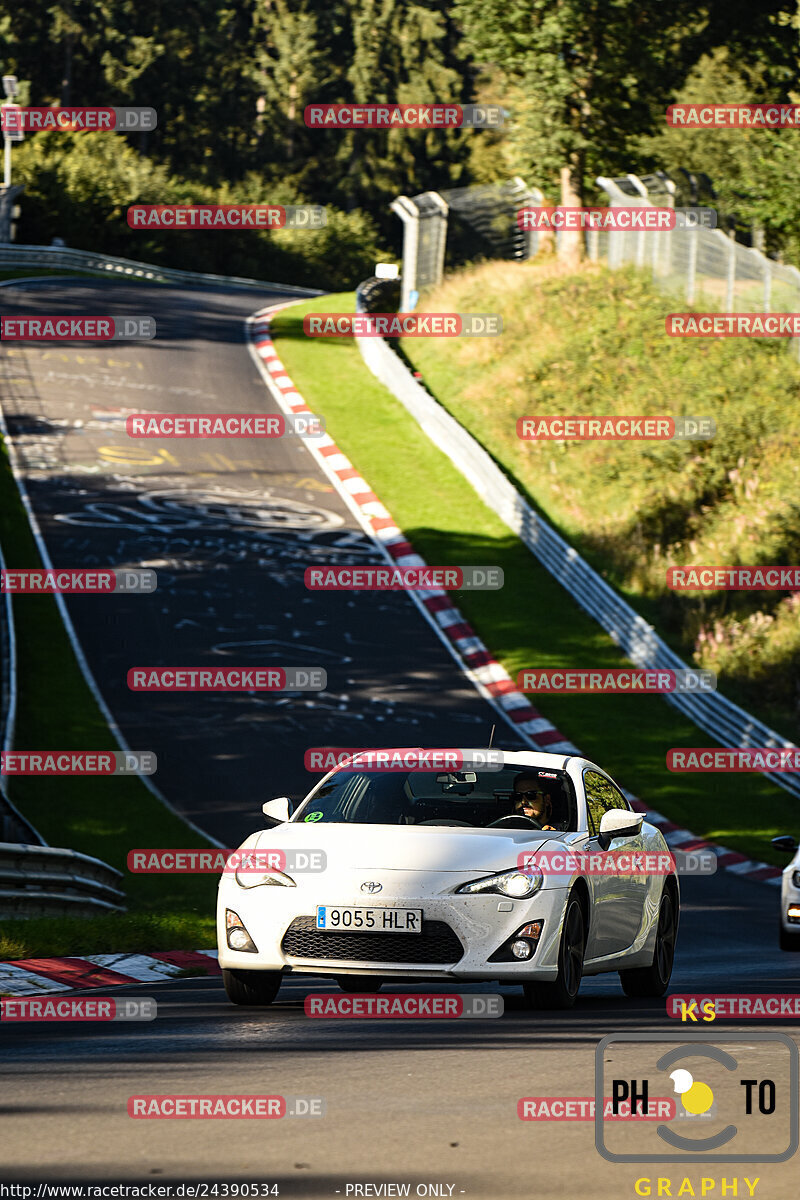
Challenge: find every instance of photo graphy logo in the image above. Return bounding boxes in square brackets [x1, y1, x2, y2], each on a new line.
[595, 1031, 799, 1163]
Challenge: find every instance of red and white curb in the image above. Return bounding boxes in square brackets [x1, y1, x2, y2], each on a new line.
[247, 308, 576, 756]
[0, 949, 219, 997]
[245, 304, 782, 891]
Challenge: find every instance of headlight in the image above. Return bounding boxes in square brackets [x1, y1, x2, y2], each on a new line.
[457, 867, 543, 898]
[792, 871, 800, 888]
[235, 868, 296, 889]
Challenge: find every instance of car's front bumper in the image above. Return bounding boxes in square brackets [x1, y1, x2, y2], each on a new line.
[216, 879, 569, 980]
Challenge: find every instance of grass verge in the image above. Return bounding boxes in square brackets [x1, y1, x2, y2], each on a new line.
[403, 259, 800, 740]
[0, 912, 215, 961]
[0, 435, 217, 958]
[269, 293, 798, 866]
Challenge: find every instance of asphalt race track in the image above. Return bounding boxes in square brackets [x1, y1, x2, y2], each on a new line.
[1, 869, 799, 1197]
[0, 279, 526, 841]
[1, 279, 798, 1199]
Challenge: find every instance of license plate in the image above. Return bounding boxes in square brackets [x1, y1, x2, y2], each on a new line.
[315, 906, 422, 933]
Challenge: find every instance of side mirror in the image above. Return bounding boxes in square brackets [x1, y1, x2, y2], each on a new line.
[772, 835, 799, 854]
[597, 808, 644, 850]
[262, 796, 292, 823]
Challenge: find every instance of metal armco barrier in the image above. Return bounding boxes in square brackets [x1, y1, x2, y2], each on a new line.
[0, 539, 44, 846]
[0, 842, 126, 917]
[0, 242, 324, 295]
[0, 493, 123, 912]
[354, 284, 800, 801]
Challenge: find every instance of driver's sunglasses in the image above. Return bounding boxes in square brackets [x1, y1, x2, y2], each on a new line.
[516, 790, 545, 802]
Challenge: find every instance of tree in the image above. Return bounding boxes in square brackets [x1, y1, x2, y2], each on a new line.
[453, 0, 800, 263]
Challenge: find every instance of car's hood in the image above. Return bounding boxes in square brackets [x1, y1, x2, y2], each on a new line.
[253, 822, 564, 873]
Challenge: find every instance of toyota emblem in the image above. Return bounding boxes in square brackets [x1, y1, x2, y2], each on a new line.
[361, 881, 382, 894]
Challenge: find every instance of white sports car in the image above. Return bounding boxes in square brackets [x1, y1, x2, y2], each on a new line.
[772, 834, 800, 951]
[217, 749, 679, 1010]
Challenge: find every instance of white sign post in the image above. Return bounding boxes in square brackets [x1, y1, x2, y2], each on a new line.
[1, 77, 22, 190]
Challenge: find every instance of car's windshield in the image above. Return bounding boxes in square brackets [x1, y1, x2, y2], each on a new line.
[291, 767, 577, 830]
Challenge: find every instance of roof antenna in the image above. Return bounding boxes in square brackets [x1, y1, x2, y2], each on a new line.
[488, 724, 496, 748]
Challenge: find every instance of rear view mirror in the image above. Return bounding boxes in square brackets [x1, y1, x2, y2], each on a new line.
[262, 796, 292, 823]
[772, 835, 799, 854]
[597, 808, 644, 850]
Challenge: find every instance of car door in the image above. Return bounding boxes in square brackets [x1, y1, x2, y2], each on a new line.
[580, 770, 647, 959]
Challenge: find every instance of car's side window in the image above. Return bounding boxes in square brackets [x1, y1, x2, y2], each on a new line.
[584, 770, 629, 835]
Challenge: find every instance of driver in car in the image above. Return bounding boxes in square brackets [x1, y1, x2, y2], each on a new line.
[513, 774, 556, 830]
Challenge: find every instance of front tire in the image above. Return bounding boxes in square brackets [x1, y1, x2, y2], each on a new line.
[222, 967, 282, 1006]
[779, 921, 800, 952]
[523, 894, 585, 1010]
[336, 976, 383, 992]
[619, 887, 678, 998]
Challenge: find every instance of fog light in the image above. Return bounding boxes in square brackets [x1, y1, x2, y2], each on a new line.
[511, 939, 533, 960]
[787, 904, 800, 923]
[225, 908, 257, 952]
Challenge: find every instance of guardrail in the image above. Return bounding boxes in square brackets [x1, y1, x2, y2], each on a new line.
[354, 282, 800, 801]
[0, 242, 325, 295]
[0, 451, 123, 910]
[0, 538, 44, 846]
[0, 842, 126, 917]
[0, 537, 122, 913]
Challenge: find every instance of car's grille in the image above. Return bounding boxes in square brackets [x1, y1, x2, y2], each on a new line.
[281, 916, 463, 964]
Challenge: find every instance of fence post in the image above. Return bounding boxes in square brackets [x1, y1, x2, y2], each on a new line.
[512, 178, 543, 259]
[425, 191, 449, 289]
[725, 236, 736, 311]
[390, 196, 420, 313]
[686, 223, 698, 305]
[651, 222, 659, 280]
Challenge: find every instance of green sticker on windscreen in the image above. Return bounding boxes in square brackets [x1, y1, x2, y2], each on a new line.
[304, 811, 323, 822]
